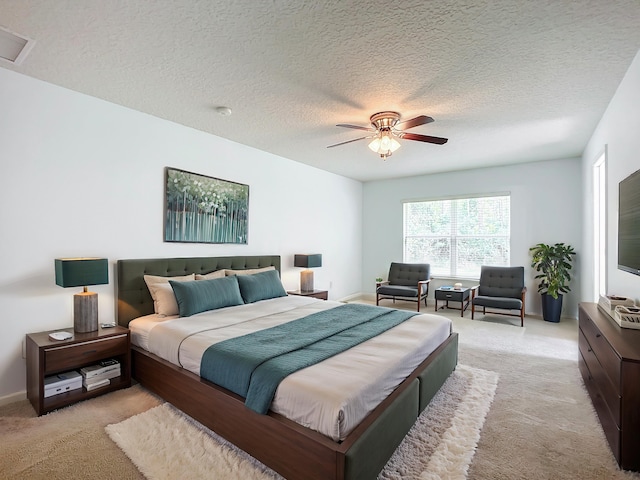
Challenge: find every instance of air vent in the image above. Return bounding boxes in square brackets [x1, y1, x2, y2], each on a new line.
[0, 26, 34, 65]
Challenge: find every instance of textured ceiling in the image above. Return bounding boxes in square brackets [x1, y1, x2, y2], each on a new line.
[1, 1, 640, 182]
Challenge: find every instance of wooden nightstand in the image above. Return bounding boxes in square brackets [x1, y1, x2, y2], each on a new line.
[26, 325, 131, 415]
[287, 289, 329, 300]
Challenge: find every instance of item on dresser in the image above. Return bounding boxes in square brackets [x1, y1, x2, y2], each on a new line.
[44, 371, 82, 398]
[598, 294, 635, 316]
[614, 305, 640, 329]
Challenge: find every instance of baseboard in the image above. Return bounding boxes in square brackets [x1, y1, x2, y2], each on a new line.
[338, 292, 373, 303]
[0, 390, 26, 407]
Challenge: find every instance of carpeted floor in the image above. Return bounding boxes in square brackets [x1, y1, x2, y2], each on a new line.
[2, 301, 640, 479]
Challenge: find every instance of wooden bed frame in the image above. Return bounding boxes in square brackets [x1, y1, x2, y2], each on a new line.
[117, 255, 458, 480]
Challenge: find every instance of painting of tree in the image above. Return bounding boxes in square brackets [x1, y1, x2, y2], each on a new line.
[164, 168, 249, 244]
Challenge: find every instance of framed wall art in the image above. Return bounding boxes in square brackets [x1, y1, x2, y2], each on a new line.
[164, 167, 249, 244]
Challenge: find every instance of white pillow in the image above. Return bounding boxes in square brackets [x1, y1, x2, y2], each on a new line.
[195, 270, 226, 280]
[143, 273, 195, 316]
[225, 266, 275, 276]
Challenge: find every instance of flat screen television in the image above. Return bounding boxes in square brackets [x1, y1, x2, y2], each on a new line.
[618, 168, 640, 276]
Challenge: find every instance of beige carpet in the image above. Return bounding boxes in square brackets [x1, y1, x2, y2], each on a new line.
[0, 385, 160, 479]
[105, 365, 497, 480]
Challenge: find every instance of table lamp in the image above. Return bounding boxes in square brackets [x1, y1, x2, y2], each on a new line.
[55, 258, 108, 333]
[294, 254, 322, 292]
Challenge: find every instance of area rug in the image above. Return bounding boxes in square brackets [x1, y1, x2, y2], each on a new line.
[106, 364, 498, 480]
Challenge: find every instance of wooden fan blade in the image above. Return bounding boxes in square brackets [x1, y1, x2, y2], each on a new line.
[401, 132, 448, 145]
[327, 136, 369, 148]
[397, 115, 434, 130]
[336, 123, 374, 131]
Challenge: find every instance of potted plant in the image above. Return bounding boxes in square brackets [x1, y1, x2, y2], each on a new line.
[529, 242, 576, 322]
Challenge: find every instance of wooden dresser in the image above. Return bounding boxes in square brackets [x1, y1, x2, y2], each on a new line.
[578, 302, 640, 471]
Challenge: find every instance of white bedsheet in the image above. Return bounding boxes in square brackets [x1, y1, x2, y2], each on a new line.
[129, 296, 452, 441]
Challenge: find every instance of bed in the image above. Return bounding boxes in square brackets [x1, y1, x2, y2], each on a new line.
[117, 255, 458, 480]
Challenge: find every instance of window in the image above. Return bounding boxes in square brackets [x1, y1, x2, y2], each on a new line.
[403, 194, 510, 278]
[593, 150, 607, 300]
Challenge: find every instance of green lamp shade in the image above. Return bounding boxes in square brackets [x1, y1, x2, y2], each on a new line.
[55, 258, 109, 288]
[294, 254, 322, 268]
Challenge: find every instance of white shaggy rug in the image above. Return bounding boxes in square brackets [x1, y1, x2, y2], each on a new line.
[106, 364, 498, 480]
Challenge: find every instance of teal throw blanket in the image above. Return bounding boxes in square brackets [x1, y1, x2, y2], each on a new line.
[200, 303, 417, 414]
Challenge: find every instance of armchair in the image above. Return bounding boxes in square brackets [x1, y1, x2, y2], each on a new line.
[471, 266, 526, 326]
[376, 262, 431, 312]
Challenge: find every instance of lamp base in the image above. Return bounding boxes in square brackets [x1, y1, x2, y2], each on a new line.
[300, 270, 314, 292]
[74, 291, 98, 333]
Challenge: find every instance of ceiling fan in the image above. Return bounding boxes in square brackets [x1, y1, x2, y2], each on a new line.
[327, 111, 448, 159]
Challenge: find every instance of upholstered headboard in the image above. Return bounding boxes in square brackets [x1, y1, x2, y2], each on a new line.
[116, 255, 281, 326]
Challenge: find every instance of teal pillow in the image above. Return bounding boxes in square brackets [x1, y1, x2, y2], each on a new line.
[236, 269, 287, 303]
[169, 276, 243, 317]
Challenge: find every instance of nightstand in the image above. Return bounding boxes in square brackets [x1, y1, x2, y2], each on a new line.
[26, 325, 131, 415]
[287, 289, 329, 300]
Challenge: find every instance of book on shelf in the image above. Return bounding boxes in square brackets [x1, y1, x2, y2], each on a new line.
[83, 378, 110, 391]
[83, 367, 121, 383]
[80, 359, 120, 379]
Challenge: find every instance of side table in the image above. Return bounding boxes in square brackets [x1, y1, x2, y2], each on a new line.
[287, 289, 328, 300]
[26, 325, 131, 415]
[435, 287, 471, 317]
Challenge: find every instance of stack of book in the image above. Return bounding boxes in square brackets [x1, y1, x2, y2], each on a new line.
[80, 359, 120, 391]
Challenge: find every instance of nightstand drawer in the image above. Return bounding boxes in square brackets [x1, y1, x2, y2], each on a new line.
[45, 334, 128, 373]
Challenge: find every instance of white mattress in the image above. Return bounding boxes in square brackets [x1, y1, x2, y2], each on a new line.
[129, 296, 452, 441]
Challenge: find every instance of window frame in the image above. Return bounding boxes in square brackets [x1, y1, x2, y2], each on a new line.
[402, 192, 511, 279]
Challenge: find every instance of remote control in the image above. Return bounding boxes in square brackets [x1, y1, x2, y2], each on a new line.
[101, 322, 116, 328]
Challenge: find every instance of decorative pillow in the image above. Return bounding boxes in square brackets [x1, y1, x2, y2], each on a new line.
[169, 275, 244, 317]
[225, 266, 275, 276]
[195, 270, 226, 280]
[143, 273, 196, 316]
[236, 269, 287, 304]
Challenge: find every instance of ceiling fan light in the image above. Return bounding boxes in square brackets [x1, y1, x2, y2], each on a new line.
[368, 137, 381, 153]
[389, 136, 401, 152]
[369, 132, 400, 156]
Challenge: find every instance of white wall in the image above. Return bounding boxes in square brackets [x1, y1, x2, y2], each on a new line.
[362, 158, 583, 318]
[581, 49, 640, 303]
[0, 68, 363, 399]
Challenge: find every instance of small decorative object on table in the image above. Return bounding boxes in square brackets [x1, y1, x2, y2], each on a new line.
[454, 283, 462, 290]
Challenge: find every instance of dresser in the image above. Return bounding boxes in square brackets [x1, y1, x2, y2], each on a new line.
[578, 303, 640, 471]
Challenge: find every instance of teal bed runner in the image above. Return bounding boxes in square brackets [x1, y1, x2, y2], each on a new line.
[200, 303, 418, 414]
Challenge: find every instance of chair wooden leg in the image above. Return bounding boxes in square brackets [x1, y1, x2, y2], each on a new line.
[376, 294, 379, 306]
[471, 303, 475, 319]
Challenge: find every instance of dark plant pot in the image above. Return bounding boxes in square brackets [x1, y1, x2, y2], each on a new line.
[541, 293, 563, 323]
